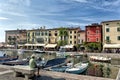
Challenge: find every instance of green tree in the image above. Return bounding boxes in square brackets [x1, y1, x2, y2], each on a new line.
[58, 27, 68, 46]
[83, 42, 102, 52]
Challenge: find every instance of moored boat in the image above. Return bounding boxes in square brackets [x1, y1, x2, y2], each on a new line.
[43, 58, 67, 68]
[49, 66, 69, 72]
[89, 56, 111, 63]
[65, 62, 88, 74]
[0, 56, 19, 63]
[2, 59, 29, 66]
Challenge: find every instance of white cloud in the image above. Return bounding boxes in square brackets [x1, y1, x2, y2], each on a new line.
[65, 21, 86, 26]
[68, 17, 96, 22]
[102, 0, 120, 7]
[0, 17, 8, 20]
[68, 0, 88, 3]
[8, 0, 31, 6]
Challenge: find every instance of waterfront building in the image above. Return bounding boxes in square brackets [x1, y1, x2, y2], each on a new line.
[26, 29, 36, 49]
[85, 23, 102, 52]
[68, 27, 81, 45]
[44, 28, 59, 50]
[5, 29, 27, 48]
[78, 30, 85, 44]
[85, 23, 102, 43]
[5, 27, 83, 51]
[101, 20, 120, 53]
[26, 26, 48, 49]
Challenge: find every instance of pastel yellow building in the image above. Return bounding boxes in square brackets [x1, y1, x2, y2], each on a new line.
[101, 20, 120, 51]
[26, 27, 49, 49]
[68, 27, 81, 45]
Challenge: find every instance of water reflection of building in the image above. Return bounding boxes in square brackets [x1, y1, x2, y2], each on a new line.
[101, 20, 120, 53]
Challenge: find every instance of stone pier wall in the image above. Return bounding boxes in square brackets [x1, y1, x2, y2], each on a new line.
[40, 70, 115, 80]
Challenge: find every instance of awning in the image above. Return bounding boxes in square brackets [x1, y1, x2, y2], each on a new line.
[45, 44, 57, 48]
[6, 45, 14, 47]
[24, 43, 45, 47]
[32, 44, 45, 46]
[65, 45, 73, 48]
[18, 44, 24, 47]
[103, 44, 120, 48]
[24, 44, 33, 46]
[60, 45, 74, 48]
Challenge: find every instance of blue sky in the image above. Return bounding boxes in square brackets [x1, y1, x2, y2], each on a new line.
[0, 0, 120, 42]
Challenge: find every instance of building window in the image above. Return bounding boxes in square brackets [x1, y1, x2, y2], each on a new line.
[74, 41, 76, 44]
[81, 39, 83, 43]
[96, 38, 98, 42]
[87, 31, 89, 34]
[78, 40, 80, 43]
[74, 36, 76, 39]
[70, 36, 72, 39]
[117, 36, 120, 40]
[41, 32, 44, 36]
[74, 31, 76, 33]
[106, 36, 110, 40]
[106, 24, 109, 25]
[45, 31, 47, 36]
[27, 32, 30, 37]
[55, 33, 57, 36]
[78, 34, 80, 37]
[70, 41, 72, 44]
[46, 38, 47, 41]
[117, 27, 120, 32]
[106, 28, 110, 32]
[49, 33, 51, 36]
[87, 38, 89, 41]
[96, 30, 99, 34]
[32, 39, 34, 43]
[70, 31, 72, 34]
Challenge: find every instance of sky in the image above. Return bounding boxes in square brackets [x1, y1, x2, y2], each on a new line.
[0, 0, 120, 42]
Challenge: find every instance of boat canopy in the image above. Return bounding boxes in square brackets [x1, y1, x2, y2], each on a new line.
[103, 44, 120, 48]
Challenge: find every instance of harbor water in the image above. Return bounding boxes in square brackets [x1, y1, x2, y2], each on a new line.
[0, 50, 120, 79]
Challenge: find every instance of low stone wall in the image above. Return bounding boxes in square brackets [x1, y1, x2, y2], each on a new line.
[40, 70, 115, 80]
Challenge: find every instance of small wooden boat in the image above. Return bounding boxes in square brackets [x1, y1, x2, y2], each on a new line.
[89, 56, 111, 63]
[2, 59, 29, 66]
[65, 62, 88, 74]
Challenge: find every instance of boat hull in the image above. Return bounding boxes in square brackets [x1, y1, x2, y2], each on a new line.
[65, 63, 88, 74]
